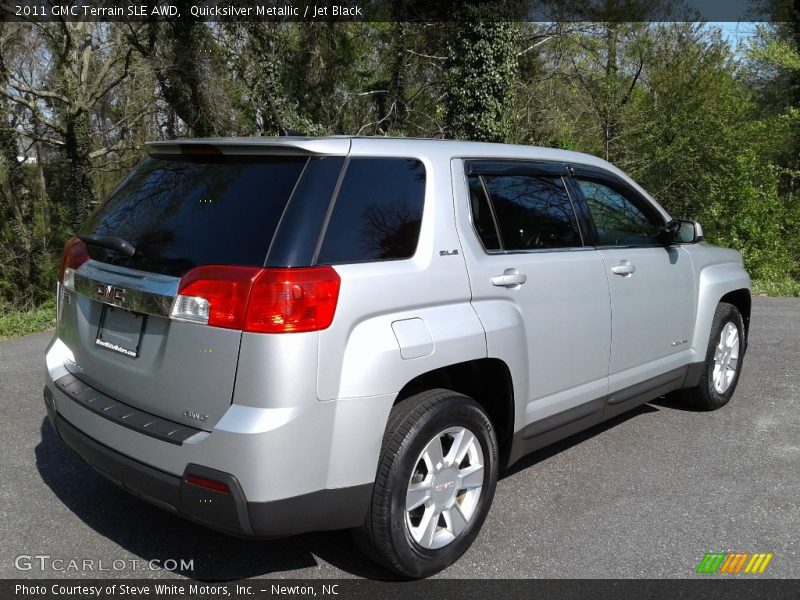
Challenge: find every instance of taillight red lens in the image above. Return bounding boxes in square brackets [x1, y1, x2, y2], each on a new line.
[59, 236, 90, 283]
[176, 266, 260, 329]
[174, 265, 340, 333]
[245, 267, 341, 333]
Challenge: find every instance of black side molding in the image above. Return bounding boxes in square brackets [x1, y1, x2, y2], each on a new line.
[519, 398, 604, 440]
[507, 364, 704, 466]
[607, 366, 687, 406]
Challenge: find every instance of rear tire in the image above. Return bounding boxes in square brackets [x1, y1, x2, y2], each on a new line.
[680, 302, 745, 410]
[354, 389, 498, 579]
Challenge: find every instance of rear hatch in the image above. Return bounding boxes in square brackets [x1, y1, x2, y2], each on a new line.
[57, 149, 310, 430]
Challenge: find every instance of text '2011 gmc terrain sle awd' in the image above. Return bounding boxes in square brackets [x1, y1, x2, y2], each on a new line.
[44, 136, 750, 578]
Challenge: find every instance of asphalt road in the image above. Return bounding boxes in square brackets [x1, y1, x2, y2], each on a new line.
[0, 297, 797, 580]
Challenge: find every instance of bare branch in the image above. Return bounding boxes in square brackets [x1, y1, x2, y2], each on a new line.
[405, 49, 446, 61]
[620, 57, 644, 107]
[86, 46, 134, 107]
[518, 36, 554, 57]
[13, 130, 65, 148]
[89, 140, 136, 159]
[0, 88, 63, 134]
[356, 100, 397, 135]
[7, 79, 69, 104]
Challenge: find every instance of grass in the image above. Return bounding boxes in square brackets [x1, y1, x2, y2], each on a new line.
[0, 299, 56, 339]
[751, 276, 800, 297]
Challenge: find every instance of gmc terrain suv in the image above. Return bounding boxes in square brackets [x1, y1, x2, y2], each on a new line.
[44, 137, 750, 577]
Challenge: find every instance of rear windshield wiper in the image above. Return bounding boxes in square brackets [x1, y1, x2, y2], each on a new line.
[79, 235, 136, 257]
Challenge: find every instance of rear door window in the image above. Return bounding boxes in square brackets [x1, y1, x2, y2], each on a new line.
[468, 176, 502, 251]
[472, 173, 583, 251]
[81, 155, 308, 276]
[316, 158, 426, 264]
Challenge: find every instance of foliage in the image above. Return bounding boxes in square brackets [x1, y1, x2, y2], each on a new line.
[0, 298, 55, 338]
[510, 20, 799, 293]
[441, 12, 520, 142]
[0, 16, 798, 338]
[701, 149, 797, 282]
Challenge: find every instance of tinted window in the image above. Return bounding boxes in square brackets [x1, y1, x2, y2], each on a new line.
[81, 155, 307, 276]
[468, 175, 501, 251]
[481, 175, 582, 250]
[317, 158, 425, 264]
[577, 179, 662, 246]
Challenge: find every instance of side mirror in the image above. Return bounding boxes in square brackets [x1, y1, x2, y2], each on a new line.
[664, 219, 703, 245]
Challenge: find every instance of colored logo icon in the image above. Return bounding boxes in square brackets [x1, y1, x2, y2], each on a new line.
[696, 552, 773, 574]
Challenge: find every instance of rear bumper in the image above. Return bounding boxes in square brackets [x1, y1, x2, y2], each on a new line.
[44, 386, 372, 538]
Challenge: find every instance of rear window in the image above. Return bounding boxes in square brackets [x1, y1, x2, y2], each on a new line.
[81, 155, 307, 276]
[316, 158, 426, 265]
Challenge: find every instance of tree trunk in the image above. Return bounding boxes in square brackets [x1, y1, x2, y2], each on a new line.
[442, 16, 519, 142]
[386, 23, 408, 133]
[0, 98, 37, 302]
[62, 112, 95, 230]
[603, 22, 619, 160]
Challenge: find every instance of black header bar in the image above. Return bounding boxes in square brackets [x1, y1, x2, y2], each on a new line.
[0, 0, 792, 23]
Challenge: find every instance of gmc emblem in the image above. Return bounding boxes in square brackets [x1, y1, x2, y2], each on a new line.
[96, 284, 126, 303]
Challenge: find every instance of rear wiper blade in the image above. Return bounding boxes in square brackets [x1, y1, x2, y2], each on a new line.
[78, 235, 136, 257]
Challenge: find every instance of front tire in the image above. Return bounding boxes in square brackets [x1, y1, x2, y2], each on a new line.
[355, 389, 498, 578]
[681, 302, 745, 410]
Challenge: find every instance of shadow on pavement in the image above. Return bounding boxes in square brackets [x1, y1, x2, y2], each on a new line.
[34, 418, 396, 581]
[648, 391, 707, 412]
[36, 397, 672, 578]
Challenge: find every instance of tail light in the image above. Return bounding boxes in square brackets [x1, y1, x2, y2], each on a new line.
[245, 267, 341, 333]
[171, 266, 260, 329]
[59, 236, 90, 288]
[171, 266, 340, 333]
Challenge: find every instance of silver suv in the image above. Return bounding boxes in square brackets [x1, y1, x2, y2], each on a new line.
[44, 137, 750, 578]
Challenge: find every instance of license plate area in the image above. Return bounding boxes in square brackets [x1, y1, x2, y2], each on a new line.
[96, 305, 145, 358]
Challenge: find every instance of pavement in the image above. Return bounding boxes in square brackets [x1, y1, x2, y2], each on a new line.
[0, 297, 797, 580]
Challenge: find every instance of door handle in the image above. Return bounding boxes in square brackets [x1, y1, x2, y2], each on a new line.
[491, 268, 527, 288]
[611, 260, 636, 276]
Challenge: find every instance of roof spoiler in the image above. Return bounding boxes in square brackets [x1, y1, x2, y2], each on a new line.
[145, 137, 351, 157]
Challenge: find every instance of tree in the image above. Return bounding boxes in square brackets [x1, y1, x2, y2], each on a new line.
[127, 4, 234, 137]
[745, 3, 800, 183]
[1, 17, 799, 315]
[744, 10, 800, 288]
[0, 21, 136, 229]
[440, 8, 520, 142]
[220, 22, 285, 135]
[0, 93, 40, 304]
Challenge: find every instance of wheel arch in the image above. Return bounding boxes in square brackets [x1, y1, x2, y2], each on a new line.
[692, 262, 751, 358]
[393, 358, 516, 466]
[719, 288, 751, 347]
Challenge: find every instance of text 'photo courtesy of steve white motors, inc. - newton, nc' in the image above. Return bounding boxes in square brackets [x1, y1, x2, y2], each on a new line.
[10, 2, 365, 18]
[14, 582, 341, 598]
